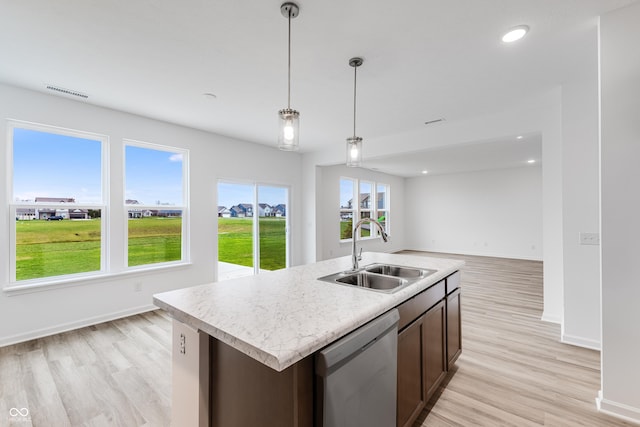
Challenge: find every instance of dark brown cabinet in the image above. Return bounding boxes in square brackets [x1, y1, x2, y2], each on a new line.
[396, 271, 461, 427]
[424, 300, 447, 399]
[397, 314, 426, 427]
[447, 288, 462, 369]
[396, 280, 448, 427]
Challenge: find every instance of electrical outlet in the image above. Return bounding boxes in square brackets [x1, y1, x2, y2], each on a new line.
[134, 281, 142, 292]
[579, 232, 600, 245]
[180, 333, 186, 354]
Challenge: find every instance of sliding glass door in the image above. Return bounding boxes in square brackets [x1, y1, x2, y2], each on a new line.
[217, 181, 289, 280]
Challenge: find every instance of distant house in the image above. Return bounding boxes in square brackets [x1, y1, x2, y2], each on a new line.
[157, 209, 181, 217]
[126, 199, 143, 218]
[273, 204, 286, 217]
[69, 209, 89, 220]
[16, 208, 36, 220]
[347, 193, 385, 210]
[35, 197, 75, 203]
[34, 197, 76, 219]
[258, 203, 272, 217]
[230, 203, 253, 218]
[239, 203, 253, 216]
[218, 206, 231, 218]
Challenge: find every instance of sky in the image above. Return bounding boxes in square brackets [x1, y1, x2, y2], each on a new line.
[13, 128, 103, 203]
[217, 182, 287, 209]
[13, 126, 287, 209]
[12, 127, 184, 206]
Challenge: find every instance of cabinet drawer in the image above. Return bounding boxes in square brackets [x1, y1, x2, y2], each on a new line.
[446, 271, 461, 294]
[397, 280, 445, 331]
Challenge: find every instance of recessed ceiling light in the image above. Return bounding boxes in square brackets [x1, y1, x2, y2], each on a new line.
[516, 135, 523, 140]
[421, 170, 428, 174]
[502, 25, 529, 43]
[527, 159, 536, 164]
[203, 92, 217, 99]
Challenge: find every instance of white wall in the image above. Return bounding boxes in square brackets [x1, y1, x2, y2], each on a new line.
[560, 26, 601, 350]
[404, 167, 542, 260]
[0, 83, 302, 346]
[598, 3, 640, 422]
[317, 164, 406, 260]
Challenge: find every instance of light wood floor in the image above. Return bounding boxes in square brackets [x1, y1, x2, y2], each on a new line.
[0, 311, 172, 427]
[0, 253, 632, 426]
[400, 251, 632, 427]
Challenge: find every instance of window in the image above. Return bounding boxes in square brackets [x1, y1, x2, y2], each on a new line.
[339, 178, 355, 240]
[217, 181, 289, 280]
[9, 122, 106, 282]
[339, 177, 390, 241]
[125, 141, 188, 267]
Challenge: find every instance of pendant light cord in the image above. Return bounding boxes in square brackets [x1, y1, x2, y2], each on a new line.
[353, 64, 358, 137]
[287, 9, 292, 109]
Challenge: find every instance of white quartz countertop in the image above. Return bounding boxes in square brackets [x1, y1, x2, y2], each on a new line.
[153, 252, 464, 371]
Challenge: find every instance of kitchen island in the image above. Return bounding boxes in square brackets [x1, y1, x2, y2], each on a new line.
[154, 252, 464, 427]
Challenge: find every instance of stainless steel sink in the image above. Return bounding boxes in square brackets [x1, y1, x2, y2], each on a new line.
[364, 264, 433, 279]
[318, 263, 437, 293]
[335, 272, 407, 291]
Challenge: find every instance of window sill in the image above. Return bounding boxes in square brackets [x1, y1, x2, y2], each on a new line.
[3, 262, 192, 296]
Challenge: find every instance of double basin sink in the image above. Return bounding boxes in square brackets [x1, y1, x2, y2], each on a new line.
[318, 263, 437, 293]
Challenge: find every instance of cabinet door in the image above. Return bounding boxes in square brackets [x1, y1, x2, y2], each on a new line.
[447, 288, 462, 369]
[397, 315, 426, 427]
[423, 300, 447, 400]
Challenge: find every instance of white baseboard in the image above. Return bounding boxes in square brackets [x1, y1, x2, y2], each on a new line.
[597, 390, 640, 425]
[401, 247, 543, 262]
[0, 304, 157, 347]
[561, 333, 601, 351]
[541, 311, 562, 324]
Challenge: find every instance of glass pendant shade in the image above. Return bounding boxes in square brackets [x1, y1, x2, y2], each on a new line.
[278, 108, 300, 151]
[346, 136, 363, 167]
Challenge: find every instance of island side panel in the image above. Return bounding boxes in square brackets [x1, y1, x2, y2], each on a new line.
[171, 319, 210, 427]
[210, 336, 313, 427]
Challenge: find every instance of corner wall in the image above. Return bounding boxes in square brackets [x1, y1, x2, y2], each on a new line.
[598, 2, 640, 422]
[560, 26, 602, 349]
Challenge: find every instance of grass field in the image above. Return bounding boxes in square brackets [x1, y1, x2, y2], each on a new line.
[15, 218, 182, 281]
[15, 216, 286, 281]
[218, 217, 286, 271]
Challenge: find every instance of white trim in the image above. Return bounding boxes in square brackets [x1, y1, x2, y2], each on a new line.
[3, 261, 192, 296]
[541, 311, 562, 324]
[122, 139, 189, 268]
[596, 391, 640, 425]
[0, 304, 157, 347]
[561, 333, 601, 350]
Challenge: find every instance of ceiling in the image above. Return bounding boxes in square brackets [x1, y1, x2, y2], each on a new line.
[0, 0, 635, 174]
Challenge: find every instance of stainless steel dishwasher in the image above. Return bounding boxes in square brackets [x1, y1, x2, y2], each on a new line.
[315, 309, 400, 427]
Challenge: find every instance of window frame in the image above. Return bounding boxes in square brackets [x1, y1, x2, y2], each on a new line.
[339, 176, 390, 243]
[7, 119, 109, 286]
[123, 139, 190, 269]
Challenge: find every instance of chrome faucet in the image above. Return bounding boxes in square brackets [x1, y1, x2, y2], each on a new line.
[351, 218, 389, 271]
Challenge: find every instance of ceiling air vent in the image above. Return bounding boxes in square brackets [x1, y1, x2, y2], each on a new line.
[424, 118, 445, 125]
[46, 85, 88, 99]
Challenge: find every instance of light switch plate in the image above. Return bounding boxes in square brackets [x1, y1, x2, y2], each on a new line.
[579, 232, 600, 245]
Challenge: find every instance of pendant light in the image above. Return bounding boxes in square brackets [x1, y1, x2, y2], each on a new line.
[346, 57, 364, 167]
[278, 2, 300, 151]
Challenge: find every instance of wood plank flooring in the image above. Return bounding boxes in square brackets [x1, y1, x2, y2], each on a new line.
[0, 311, 172, 427]
[0, 252, 633, 426]
[399, 251, 633, 427]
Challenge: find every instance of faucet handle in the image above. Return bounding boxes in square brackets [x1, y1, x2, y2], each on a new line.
[357, 247, 363, 261]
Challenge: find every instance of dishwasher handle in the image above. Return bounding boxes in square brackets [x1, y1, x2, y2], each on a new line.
[316, 309, 399, 376]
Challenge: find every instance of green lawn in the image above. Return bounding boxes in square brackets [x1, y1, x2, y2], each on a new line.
[16, 219, 102, 280]
[218, 217, 286, 270]
[15, 216, 286, 281]
[128, 217, 182, 267]
[15, 217, 183, 280]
